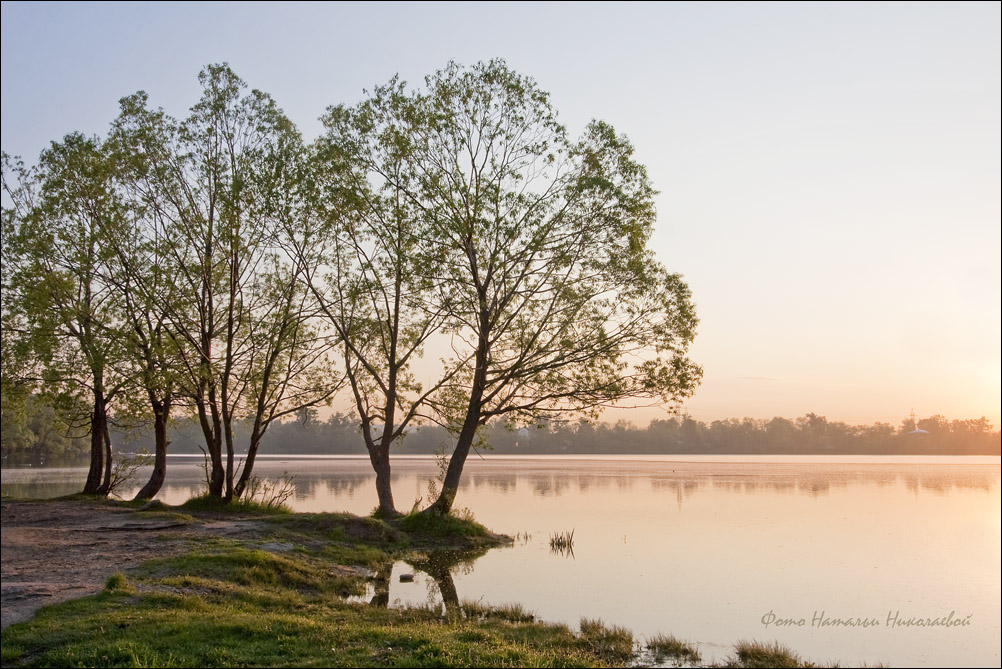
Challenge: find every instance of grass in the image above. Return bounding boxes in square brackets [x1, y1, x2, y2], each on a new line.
[646, 632, 702, 663]
[0, 499, 614, 668]
[104, 572, 134, 594]
[460, 599, 536, 623]
[394, 508, 503, 548]
[579, 617, 635, 662]
[726, 639, 807, 668]
[179, 493, 292, 515]
[3, 575, 618, 668]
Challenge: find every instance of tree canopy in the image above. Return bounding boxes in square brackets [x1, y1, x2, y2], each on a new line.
[1, 60, 701, 510]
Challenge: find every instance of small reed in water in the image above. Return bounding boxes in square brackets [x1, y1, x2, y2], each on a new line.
[549, 529, 575, 554]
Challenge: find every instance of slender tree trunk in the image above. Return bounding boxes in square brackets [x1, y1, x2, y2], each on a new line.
[133, 395, 171, 501]
[98, 419, 113, 495]
[224, 415, 235, 502]
[209, 431, 224, 497]
[196, 397, 225, 498]
[82, 389, 106, 494]
[369, 445, 398, 517]
[234, 420, 263, 499]
[426, 313, 489, 516]
[370, 388, 399, 516]
[427, 407, 480, 515]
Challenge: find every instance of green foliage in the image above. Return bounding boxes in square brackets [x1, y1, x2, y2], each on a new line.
[0, 394, 89, 462]
[4, 58, 707, 511]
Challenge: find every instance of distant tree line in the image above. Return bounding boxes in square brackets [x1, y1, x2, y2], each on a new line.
[3, 401, 995, 463]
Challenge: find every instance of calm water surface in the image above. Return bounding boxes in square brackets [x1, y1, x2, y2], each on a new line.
[3, 455, 999, 667]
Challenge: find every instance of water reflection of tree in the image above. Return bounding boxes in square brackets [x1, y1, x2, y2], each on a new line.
[649, 479, 699, 509]
[530, 476, 572, 497]
[469, 474, 518, 493]
[250, 474, 370, 500]
[323, 475, 370, 496]
[368, 549, 489, 615]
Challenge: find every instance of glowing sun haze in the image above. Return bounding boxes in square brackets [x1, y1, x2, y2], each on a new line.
[2, 1, 998, 427]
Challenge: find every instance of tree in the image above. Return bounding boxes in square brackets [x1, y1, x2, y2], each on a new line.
[297, 78, 458, 515]
[3, 136, 131, 495]
[0, 394, 89, 462]
[338, 60, 701, 514]
[117, 65, 339, 501]
[99, 103, 188, 500]
[1, 153, 39, 426]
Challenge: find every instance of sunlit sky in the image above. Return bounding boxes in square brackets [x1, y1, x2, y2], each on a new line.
[2, 1, 999, 428]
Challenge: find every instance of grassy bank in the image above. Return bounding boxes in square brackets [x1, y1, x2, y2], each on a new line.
[1, 498, 842, 668]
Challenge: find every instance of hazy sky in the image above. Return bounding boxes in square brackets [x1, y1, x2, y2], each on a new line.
[2, 1, 999, 428]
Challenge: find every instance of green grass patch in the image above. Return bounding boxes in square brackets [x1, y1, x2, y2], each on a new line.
[645, 632, 701, 663]
[579, 617, 635, 662]
[139, 545, 362, 599]
[459, 600, 536, 623]
[179, 493, 292, 515]
[395, 509, 492, 538]
[2, 583, 621, 667]
[104, 572, 135, 594]
[728, 639, 807, 668]
[274, 512, 407, 548]
[133, 510, 197, 523]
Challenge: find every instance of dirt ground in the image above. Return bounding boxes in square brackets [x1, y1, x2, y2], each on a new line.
[0, 498, 258, 629]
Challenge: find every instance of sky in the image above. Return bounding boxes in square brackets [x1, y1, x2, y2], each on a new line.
[2, 1, 999, 428]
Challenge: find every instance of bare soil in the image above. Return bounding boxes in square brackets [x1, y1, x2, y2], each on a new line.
[0, 498, 262, 629]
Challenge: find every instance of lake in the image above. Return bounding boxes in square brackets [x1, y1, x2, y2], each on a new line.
[2, 454, 999, 667]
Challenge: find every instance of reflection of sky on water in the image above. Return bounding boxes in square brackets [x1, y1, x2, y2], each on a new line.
[2, 456, 999, 668]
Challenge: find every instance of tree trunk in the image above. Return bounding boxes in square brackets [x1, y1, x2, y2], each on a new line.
[133, 395, 171, 501]
[82, 391, 106, 494]
[224, 416, 235, 502]
[98, 419, 113, 495]
[426, 409, 480, 515]
[369, 445, 398, 517]
[208, 445, 224, 497]
[196, 399, 225, 498]
[426, 309, 489, 516]
[234, 420, 263, 499]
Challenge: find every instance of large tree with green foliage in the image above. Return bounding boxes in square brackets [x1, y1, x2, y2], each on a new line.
[413, 61, 700, 514]
[113, 65, 339, 501]
[2, 136, 132, 494]
[296, 78, 460, 516]
[314, 60, 701, 515]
